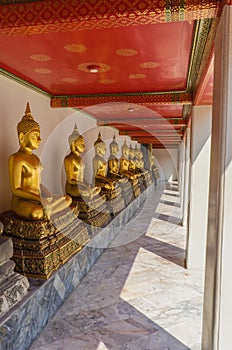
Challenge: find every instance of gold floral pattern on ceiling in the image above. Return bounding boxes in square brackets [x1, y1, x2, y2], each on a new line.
[98, 79, 116, 84]
[116, 48, 138, 56]
[61, 78, 77, 82]
[30, 54, 52, 61]
[140, 61, 159, 68]
[34, 68, 52, 74]
[64, 44, 87, 53]
[77, 62, 110, 73]
[129, 73, 146, 79]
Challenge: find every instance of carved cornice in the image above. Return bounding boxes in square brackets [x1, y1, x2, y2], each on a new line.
[186, 18, 214, 93]
[0, 0, 220, 37]
[50, 92, 192, 109]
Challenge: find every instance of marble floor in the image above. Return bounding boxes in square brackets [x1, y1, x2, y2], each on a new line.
[30, 182, 204, 350]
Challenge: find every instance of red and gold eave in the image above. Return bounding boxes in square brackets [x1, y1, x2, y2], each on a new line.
[0, 0, 222, 147]
[0, 0, 221, 96]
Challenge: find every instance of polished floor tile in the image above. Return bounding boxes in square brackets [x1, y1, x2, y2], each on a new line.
[30, 182, 204, 350]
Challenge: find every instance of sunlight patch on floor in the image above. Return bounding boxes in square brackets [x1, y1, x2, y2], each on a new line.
[145, 217, 186, 249]
[120, 246, 203, 349]
[96, 341, 110, 350]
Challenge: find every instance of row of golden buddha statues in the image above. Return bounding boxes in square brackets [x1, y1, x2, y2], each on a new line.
[1, 103, 159, 279]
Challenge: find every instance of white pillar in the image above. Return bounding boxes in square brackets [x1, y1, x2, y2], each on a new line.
[180, 140, 186, 220]
[182, 127, 191, 227]
[178, 141, 184, 192]
[186, 105, 212, 270]
[202, 5, 232, 350]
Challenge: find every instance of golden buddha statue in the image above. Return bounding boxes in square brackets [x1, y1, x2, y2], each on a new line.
[108, 136, 127, 183]
[128, 144, 143, 175]
[93, 132, 116, 191]
[119, 140, 140, 198]
[136, 146, 153, 188]
[93, 132, 125, 216]
[119, 141, 138, 180]
[8, 102, 72, 220]
[150, 154, 160, 185]
[108, 136, 133, 206]
[64, 126, 111, 229]
[64, 124, 101, 200]
[135, 146, 149, 174]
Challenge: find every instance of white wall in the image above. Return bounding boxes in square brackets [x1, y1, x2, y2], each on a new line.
[186, 105, 212, 270]
[182, 127, 191, 227]
[0, 75, 125, 213]
[153, 148, 178, 181]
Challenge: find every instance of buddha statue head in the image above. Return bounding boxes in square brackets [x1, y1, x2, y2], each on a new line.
[17, 102, 41, 151]
[121, 140, 129, 158]
[94, 132, 106, 156]
[129, 144, 135, 160]
[109, 135, 119, 156]
[68, 124, 85, 155]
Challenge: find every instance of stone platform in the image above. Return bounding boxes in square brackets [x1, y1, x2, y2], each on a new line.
[0, 236, 29, 318]
[0, 185, 153, 350]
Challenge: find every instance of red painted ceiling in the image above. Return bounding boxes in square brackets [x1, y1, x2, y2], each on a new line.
[0, 0, 219, 147]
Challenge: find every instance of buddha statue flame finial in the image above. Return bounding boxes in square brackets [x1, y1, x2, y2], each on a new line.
[68, 123, 81, 146]
[94, 131, 104, 147]
[122, 139, 128, 151]
[110, 134, 117, 147]
[17, 102, 40, 136]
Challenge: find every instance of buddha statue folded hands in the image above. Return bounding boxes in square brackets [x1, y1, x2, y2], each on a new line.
[8, 103, 72, 221]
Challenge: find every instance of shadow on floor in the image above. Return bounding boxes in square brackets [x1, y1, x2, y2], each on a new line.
[159, 199, 181, 208]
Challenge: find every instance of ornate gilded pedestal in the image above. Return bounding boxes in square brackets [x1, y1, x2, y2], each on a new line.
[71, 195, 112, 234]
[2, 207, 89, 279]
[99, 185, 125, 217]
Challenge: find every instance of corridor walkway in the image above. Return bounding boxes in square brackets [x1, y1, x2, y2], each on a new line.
[30, 182, 204, 350]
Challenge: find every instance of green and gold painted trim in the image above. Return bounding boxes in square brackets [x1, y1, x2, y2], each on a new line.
[50, 92, 192, 109]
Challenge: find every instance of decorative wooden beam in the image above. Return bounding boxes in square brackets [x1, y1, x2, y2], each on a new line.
[97, 118, 187, 127]
[134, 138, 182, 143]
[0, 0, 221, 37]
[131, 136, 181, 143]
[51, 93, 192, 109]
[152, 144, 179, 149]
[119, 130, 183, 137]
